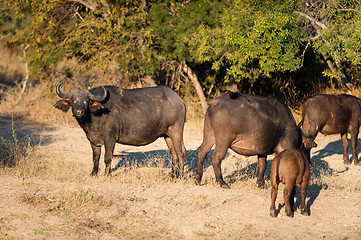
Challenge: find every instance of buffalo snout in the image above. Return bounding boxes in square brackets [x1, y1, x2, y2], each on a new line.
[73, 109, 86, 118]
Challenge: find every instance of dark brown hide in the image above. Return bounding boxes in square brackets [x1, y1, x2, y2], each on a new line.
[300, 94, 361, 165]
[270, 149, 310, 217]
[55, 84, 186, 177]
[195, 91, 301, 188]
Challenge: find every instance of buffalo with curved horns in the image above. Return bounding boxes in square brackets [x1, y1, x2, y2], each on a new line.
[195, 91, 303, 188]
[300, 94, 361, 165]
[54, 82, 186, 177]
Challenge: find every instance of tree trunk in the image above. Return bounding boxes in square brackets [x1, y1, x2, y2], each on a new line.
[16, 44, 29, 105]
[294, 11, 351, 89]
[181, 61, 208, 114]
[321, 53, 350, 89]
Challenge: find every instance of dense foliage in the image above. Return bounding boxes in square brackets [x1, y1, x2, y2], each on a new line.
[0, 0, 361, 105]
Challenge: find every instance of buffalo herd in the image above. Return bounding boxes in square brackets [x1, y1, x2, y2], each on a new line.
[55, 83, 361, 218]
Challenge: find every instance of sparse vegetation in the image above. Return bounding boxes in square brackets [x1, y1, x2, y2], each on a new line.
[0, 97, 360, 239]
[0, 1, 360, 239]
[0, 121, 39, 172]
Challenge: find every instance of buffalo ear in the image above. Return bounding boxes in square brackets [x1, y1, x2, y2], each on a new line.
[54, 100, 71, 112]
[89, 101, 104, 112]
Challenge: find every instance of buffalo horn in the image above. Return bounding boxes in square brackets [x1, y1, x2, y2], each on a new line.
[89, 86, 107, 102]
[301, 118, 319, 138]
[56, 82, 71, 99]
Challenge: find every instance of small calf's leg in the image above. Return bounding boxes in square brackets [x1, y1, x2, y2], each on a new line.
[284, 183, 295, 217]
[300, 173, 310, 215]
[270, 184, 278, 217]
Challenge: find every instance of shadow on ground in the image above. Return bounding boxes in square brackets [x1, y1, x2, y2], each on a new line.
[0, 118, 56, 147]
[312, 138, 361, 164]
[111, 149, 201, 176]
[1, 116, 354, 216]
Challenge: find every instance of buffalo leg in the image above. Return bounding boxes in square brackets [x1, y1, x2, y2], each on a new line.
[350, 128, 359, 165]
[166, 124, 186, 178]
[284, 180, 296, 217]
[290, 186, 296, 214]
[90, 143, 101, 176]
[300, 176, 309, 215]
[341, 133, 350, 164]
[165, 136, 181, 178]
[211, 144, 230, 188]
[195, 114, 215, 184]
[104, 139, 116, 175]
[196, 143, 214, 184]
[270, 183, 278, 217]
[257, 155, 267, 188]
[180, 139, 186, 175]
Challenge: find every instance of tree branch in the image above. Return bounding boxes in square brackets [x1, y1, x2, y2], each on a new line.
[294, 11, 328, 30]
[69, 0, 98, 10]
[16, 44, 30, 105]
[334, 8, 361, 15]
[294, 10, 351, 89]
[300, 41, 310, 67]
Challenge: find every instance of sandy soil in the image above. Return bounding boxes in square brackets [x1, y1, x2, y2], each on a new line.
[0, 118, 360, 239]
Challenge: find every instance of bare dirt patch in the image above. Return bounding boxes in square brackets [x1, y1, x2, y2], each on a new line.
[0, 118, 360, 239]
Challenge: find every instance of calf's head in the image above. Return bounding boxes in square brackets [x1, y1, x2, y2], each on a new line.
[54, 82, 107, 118]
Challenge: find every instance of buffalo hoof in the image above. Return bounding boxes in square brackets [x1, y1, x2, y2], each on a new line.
[170, 172, 179, 179]
[300, 208, 308, 216]
[90, 171, 98, 177]
[194, 178, 201, 185]
[220, 183, 231, 189]
[286, 211, 294, 218]
[354, 161, 360, 166]
[257, 182, 265, 189]
[343, 160, 351, 165]
[194, 173, 202, 185]
[270, 210, 277, 218]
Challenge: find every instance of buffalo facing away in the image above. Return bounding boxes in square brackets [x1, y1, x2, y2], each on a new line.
[270, 149, 311, 218]
[300, 94, 361, 165]
[55, 83, 186, 177]
[195, 91, 301, 188]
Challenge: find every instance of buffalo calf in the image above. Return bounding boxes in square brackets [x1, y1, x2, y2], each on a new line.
[270, 149, 310, 218]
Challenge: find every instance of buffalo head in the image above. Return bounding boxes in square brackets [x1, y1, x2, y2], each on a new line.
[299, 118, 319, 142]
[54, 82, 107, 118]
[299, 118, 319, 162]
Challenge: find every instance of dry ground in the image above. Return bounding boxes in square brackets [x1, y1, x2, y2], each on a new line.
[0, 118, 360, 240]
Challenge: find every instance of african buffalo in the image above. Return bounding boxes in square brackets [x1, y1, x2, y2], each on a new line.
[54, 82, 186, 177]
[195, 91, 301, 188]
[270, 149, 311, 218]
[300, 94, 361, 165]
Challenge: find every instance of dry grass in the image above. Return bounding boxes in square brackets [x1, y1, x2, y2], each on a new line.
[1, 78, 361, 239]
[0, 116, 360, 239]
[0, 121, 41, 174]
